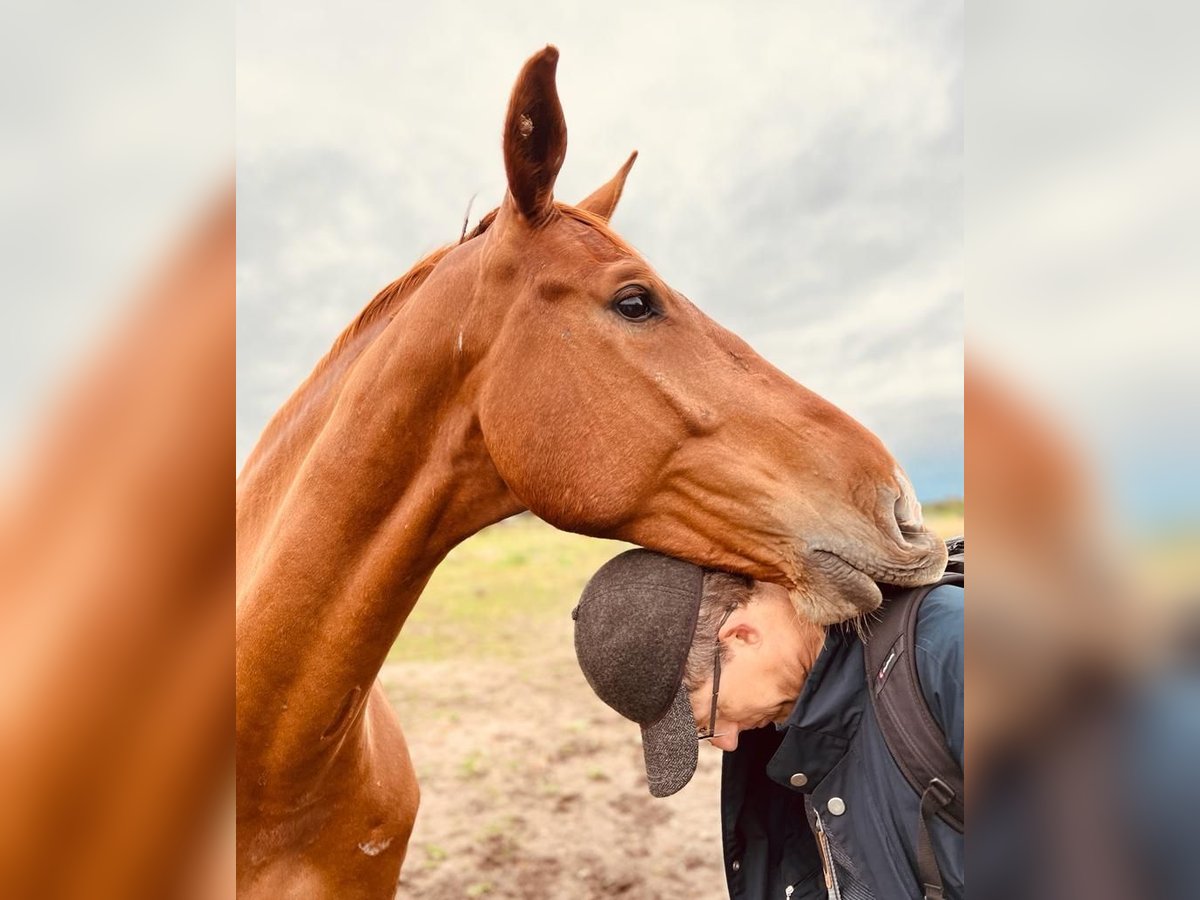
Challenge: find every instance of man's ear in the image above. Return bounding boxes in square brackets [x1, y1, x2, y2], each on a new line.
[722, 618, 761, 649]
[502, 45, 567, 226]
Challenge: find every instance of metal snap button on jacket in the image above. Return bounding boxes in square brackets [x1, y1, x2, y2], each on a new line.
[789, 772, 808, 787]
[827, 797, 846, 816]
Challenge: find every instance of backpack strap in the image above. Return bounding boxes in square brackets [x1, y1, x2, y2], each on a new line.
[865, 538, 964, 900]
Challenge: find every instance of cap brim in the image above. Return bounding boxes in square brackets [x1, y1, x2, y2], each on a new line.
[640, 686, 700, 798]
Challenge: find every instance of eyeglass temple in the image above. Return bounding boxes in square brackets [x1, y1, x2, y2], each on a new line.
[706, 605, 736, 735]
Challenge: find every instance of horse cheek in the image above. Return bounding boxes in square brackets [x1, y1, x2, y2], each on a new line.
[479, 397, 640, 534]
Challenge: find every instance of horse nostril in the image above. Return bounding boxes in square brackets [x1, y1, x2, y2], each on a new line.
[894, 494, 920, 528]
[891, 470, 926, 534]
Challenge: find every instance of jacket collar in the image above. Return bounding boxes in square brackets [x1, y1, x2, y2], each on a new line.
[765, 624, 868, 791]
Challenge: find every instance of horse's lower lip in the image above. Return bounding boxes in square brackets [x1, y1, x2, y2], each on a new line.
[798, 551, 884, 622]
[811, 549, 875, 580]
[810, 546, 942, 587]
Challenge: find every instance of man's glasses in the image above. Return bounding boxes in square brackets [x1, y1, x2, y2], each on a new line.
[696, 605, 736, 741]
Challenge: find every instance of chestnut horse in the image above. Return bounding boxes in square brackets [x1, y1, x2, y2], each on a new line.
[236, 46, 946, 897]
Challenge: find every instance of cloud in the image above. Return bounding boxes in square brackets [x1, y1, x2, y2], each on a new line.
[237, 0, 963, 498]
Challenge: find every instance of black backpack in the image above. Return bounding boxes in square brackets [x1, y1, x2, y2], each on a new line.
[864, 536, 964, 900]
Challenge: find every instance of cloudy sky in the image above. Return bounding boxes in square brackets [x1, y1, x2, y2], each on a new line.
[237, 0, 962, 500]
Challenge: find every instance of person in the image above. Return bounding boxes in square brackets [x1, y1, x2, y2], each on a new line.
[572, 549, 964, 900]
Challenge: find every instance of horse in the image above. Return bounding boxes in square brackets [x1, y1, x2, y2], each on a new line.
[235, 46, 947, 897]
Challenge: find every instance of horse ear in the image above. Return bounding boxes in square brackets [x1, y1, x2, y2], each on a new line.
[502, 46, 567, 226]
[577, 151, 638, 223]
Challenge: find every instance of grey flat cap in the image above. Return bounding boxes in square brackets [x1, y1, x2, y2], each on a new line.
[572, 548, 705, 797]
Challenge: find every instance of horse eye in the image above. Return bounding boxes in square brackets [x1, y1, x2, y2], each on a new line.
[613, 291, 655, 322]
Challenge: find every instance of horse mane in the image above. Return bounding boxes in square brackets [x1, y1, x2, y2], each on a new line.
[315, 208, 501, 375]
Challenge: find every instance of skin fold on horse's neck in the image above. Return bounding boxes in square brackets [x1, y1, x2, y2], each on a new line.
[236, 242, 521, 787]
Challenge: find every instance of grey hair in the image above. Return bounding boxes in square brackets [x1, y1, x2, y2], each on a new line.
[682, 570, 755, 692]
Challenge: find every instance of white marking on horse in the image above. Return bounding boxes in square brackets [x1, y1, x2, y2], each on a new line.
[457, 331, 463, 354]
[358, 837, 392, 857]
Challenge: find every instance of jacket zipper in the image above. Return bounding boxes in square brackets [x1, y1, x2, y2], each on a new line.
[812, 810, 842, 900]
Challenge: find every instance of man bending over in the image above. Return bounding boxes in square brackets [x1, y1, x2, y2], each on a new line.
[572, 549, 963, 900]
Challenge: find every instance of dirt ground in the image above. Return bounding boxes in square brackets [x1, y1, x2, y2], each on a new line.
[382, 614, 728, 899]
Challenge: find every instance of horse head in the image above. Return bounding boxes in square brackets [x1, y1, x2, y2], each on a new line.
[460, 47, 947, 623]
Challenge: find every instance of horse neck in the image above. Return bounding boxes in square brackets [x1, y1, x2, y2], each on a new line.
[236, 253, 523, 771]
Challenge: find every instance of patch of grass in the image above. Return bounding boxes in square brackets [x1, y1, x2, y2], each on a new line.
[479, 818, 512, 839]
[423, 844, 447, 864]
[466, 882, 492, 897]
[924, 498, 964, 540]
[925, 497, 964, 517]
[457, 751, 487, 781]
[390, 514, 630, 663]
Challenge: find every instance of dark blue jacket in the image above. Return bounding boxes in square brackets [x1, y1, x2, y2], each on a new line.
[720, 584, 964, 900]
